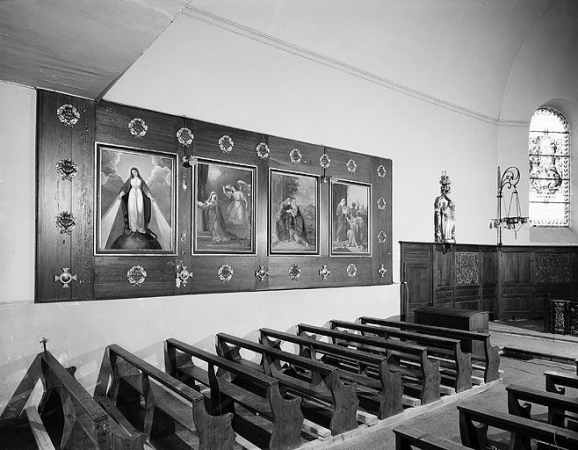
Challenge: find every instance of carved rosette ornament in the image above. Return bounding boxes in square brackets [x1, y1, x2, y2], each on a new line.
[320, 153, 331, 169]
[56, 158, 78, 181]
[128, 118, 148, 138]
[290, 149, 302, 165]
[377, 231, 387, 244]
[255, 265, 269, 281]
[455, 252, 479, 285]
[54, 268, 77, 288]
[127, 266, 147, 286]
[55, 211, 76, 235]
[347, 264, 357, 278]
[378, 264, 387, 278]
[377, 198, 387, 211]
[289, 264, 301, 281]
[218, 264, 233, 283]
[319, 265, 331, 280]
[56, 104, 80, 127]
[256, 143, 270, 160]
[176, 263, 192, 288]
[177, 127, 194, 147]
[219, 135, 234, 154]
[377, 165, 386, 178]
[346, 159, 357, 174]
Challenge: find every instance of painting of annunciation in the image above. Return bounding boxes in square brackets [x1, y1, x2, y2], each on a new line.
[96, 144, 176, 254]
[194, 160, 255, 254]
[269, 169, 318, 254]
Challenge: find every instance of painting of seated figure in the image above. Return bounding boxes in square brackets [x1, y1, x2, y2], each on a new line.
[269, 169, 318, 255]
[194, 159, 255, 254]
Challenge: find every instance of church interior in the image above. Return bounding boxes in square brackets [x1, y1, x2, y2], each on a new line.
[1, 1, 578, 449]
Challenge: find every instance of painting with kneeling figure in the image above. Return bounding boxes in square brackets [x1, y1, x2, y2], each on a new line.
[269, 169, 318, 254]
[96, 144, 176, 254]
[194, 159, 255, 254]
[331, 179, 371, 255]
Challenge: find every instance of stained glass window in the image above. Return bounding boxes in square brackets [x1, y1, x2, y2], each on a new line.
[528, 108, 570, 227]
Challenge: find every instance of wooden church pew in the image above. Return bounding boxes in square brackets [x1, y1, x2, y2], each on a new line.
[0, 350, 146, 450]
[95, 344, 237, 450]
[164, 338, 305, 450]
[215, 332, 360, 436]
[458, 403, 578, 450]
[358, 316, 500, 383]
[259, 327, 405, 419]
[330, 319, 471, 394]
[507, 383, 578, 428]
[393, 424, 472, 450]
[294, 323, 440, 406]
[544, 369, 578, 395]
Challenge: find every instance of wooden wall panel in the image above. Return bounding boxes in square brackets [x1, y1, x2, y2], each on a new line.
[36, 90, 392, 302]
[36, 91, 95, 302]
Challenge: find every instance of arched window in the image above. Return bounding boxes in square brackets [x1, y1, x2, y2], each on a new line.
[528, 108, 570, 227]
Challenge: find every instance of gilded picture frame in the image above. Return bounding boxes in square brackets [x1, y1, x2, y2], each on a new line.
[193, 159, 256, 254]
[269, 169, 319, 255]
[331, 179, 371, 256]
[95, 143, 177, 255]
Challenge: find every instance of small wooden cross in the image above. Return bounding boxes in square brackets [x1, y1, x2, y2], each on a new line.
[39, 337, 48, 353]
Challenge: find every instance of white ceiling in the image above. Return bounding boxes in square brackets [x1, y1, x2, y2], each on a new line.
[1, 0, 577, 119]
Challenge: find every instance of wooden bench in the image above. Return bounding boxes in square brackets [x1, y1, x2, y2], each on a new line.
[458, 403, 578, 450]
[216, 332, 359, 436]
[359, 316, 499, 383]
[164, 338, 304, 450]
[331, 319, 471, 394]
[507, 383, 578, 429]
[545, 370, 578, 395]
[295, 323, 439, 406]
[95, 344, 237, 450]
[259, 327, 404, 419]
[0, 350, 146, 450]
[393, 424, 472, 450]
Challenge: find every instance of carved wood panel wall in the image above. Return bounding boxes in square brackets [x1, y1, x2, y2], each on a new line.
[400, 242, 577, 320]
[35, 90, 393, 302]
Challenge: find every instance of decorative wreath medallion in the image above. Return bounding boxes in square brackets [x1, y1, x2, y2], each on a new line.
[127, 266, 147, 286]
[377, 197, 387, 211]
[319, 265, 331, 280]
[290, 149, 302, 165]
[289, 264, 301, 281]
[320, 153, 331, 170]
[378, 264, 387, 278]
[219, 135, 234, 154]
[255, 265, 269, 281]
[176, 263, 192, 288]
[347, 263, 357, 278]
[177, 127, 194, 147]
[56, 104, 80, 127]
[54, 268, 77, 288]
[128, 118, 148, 138]
[218, 264, 233, 283]
[377, 231, 387, 244]
[55, 211, 76, 235]
[256, 142, 270, 160]
[346, 159, 357, 174]
[377, 165, 386, 178]
[56, 158, 78, 181]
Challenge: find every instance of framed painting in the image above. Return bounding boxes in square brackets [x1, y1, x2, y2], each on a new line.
[269, 169, 319, 254]
[331, 179, 371, 256]
[194, 159, 255, 254]
[95, 143, 177, 255]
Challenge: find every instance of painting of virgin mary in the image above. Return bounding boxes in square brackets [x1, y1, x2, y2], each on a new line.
[96, 145, 176, 254]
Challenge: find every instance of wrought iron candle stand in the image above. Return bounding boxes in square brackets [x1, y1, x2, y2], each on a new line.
[490, 166, 528, 246]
